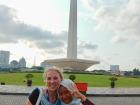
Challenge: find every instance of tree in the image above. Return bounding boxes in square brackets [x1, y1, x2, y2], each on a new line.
[133, 68, 140, 75]
[69, 75, 76, 82]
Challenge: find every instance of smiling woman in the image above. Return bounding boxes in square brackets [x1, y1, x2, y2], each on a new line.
[25, 67, 63, 105]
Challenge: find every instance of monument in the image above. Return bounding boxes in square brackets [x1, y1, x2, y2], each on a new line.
[46, 0, 99, 71]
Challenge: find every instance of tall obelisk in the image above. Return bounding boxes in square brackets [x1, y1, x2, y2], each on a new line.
[67, 0, 77, 59]
[46, 0, 99, 71]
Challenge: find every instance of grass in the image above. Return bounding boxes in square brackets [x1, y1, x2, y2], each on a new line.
[0, 72, 44, 86]
[0, 72, 140, 87]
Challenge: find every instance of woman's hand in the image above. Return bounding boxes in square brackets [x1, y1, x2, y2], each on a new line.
[72, 90, 87, 102]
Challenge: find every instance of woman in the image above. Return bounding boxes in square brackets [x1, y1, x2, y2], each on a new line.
[26, 67, 63, 105]
[58, 79, 95, 105]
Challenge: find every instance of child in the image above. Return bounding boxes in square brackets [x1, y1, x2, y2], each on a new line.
[58, 79, 95, 105]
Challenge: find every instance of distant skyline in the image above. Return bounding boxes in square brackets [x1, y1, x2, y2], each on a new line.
[0, 0, 140, 71]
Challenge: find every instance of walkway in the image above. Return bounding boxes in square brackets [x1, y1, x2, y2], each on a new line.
[1, 95, 140, 105]
[0, 85, 140, 105]
[0, 85, 140, 96]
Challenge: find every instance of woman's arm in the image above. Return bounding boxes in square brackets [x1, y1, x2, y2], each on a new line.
[73, 91, 95, 105]
[72, 90, 86, 101]
[71, 83, 95, 105]
[82, 98, 95, 105]
[25, 88, 40, 105]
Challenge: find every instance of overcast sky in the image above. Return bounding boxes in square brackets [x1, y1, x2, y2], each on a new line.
[0, 0, 140, 71]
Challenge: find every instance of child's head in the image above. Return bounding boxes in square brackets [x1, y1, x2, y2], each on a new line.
[58, 79, 78, 104]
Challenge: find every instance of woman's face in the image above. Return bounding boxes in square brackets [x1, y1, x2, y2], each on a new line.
[45, 70, 62, 91]
[59, 86, 73, 104]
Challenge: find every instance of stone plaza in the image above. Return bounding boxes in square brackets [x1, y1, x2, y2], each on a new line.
[0, 85, 140, 105]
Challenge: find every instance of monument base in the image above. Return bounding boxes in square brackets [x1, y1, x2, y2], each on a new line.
[46, 58, 99, 71]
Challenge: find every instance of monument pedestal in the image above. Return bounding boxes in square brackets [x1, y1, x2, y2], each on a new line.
[46, 58, 99, 71]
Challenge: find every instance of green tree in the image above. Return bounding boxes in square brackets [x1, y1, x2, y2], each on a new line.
[25, 73, 34, 80]
[69, 75, 76, 82]
[133, 68, 140, 75]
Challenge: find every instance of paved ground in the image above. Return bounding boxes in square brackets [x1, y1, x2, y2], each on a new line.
[1, 85, 140, 96]
[89, 96, 140, 105]
[0, 85, 140, 105]
[0, 95, 27, 105]
[0, 95, 140, 105]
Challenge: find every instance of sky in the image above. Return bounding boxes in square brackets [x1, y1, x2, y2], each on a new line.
[0, 0, 140, 71]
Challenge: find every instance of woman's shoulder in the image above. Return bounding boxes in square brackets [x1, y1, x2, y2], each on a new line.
[30, 87, 39, 95]
[31, 87, 47, 94]
[28, 87, 40, 104]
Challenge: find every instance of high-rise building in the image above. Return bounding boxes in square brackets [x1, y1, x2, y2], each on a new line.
[0, 50, 10, 68]
[110, 65, 120, 74]
[18, 57, 26, 68]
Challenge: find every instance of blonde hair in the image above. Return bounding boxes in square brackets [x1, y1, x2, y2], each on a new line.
[43, 67, 64, 80]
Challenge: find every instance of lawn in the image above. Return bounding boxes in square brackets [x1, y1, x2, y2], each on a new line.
[0, 72, 140, 87]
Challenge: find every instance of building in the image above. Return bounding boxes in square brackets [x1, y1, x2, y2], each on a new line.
[40, 60, 52, 68]
[0, 50, 10, 68]
[110, 65, 120, 75]
[10, 60, 19, 69]
[18, 57, 26, 68]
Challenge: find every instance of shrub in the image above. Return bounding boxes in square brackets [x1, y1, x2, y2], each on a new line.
[109, 76, 118, 88]
[69, 74, 76, 82]
[109, 77, 118, 82]
[25, 73, 34, 86]
[25, 73, 34, 80]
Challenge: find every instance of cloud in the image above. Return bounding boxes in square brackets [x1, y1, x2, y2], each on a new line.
[0, 5, 67, 52]
[111, 35, 128, 43]
[78, 40, 98, 56]
[0, 4, 99, 56]
[82, 0, 140, 44]
[81, 0, 97, 12]
[79, 41, 98, 50]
